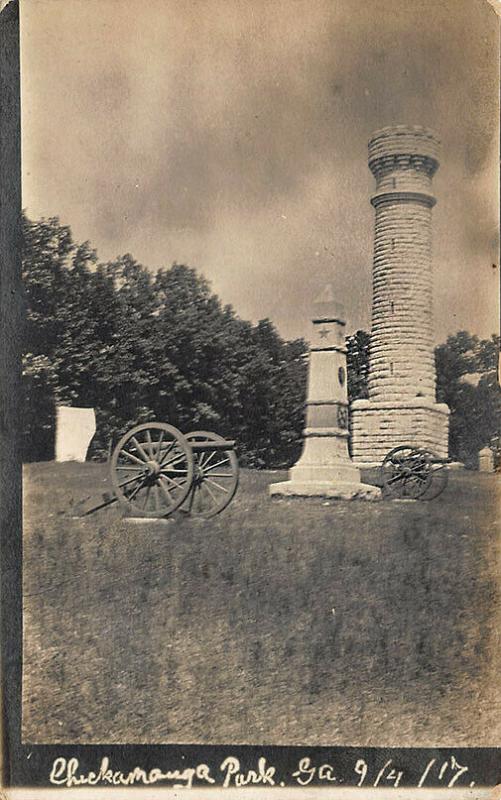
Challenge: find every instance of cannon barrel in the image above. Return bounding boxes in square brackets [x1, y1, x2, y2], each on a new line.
[189, 440, 235, 452]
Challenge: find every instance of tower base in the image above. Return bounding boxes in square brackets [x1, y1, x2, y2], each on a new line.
[351, 398, 449, 468]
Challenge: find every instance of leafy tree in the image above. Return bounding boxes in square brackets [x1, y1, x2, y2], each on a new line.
[22, 354, 57, 461]
[21, 218, 308, 466]
[435, 331, 501, 466]
[227, 319, 307, 467]
[22, 213, 498, 470]
[346, 330, 370, 401]
[151, 268, 308, 467]
[22, 213, 75, 359]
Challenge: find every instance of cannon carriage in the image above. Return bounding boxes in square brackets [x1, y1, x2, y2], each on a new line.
[75, 422, 239, 519]
[380, 445, 450, 500]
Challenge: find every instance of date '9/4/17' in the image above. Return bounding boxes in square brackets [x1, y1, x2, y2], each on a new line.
[292, 755, 474, 788]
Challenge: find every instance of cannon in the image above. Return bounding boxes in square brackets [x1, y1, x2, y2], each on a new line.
[380, 445, 450, 500]
[75, 422, 239, 519]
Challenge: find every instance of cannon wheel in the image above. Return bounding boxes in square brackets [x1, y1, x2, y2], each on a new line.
[416, 451, 449, 500]
[182, 431, 239, 518]
[381, 446, 433, 499]
[110, 422, 194, 517]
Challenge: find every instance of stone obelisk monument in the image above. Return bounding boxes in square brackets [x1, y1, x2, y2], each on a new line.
[270, 286, 380, 500]
[351, 125, 449, 467]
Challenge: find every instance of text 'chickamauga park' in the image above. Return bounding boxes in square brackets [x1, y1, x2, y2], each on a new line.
[49, 754, 477, 789]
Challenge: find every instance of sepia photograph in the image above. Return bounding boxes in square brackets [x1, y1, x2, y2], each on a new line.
[2, 0, 501, 790]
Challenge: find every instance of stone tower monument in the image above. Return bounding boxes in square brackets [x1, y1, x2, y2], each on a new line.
[351, 125, 449, 467]
[270, 286, 379, 500]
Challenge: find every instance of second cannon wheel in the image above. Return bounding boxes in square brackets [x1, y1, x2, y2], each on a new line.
[416, 450, 449, 500]
[182, 431, 239, 518]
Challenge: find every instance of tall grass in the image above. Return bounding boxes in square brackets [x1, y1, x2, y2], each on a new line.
[23, 464, 500, 745]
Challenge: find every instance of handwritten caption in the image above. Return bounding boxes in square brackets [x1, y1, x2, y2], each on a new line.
[49, 754, 477, 789]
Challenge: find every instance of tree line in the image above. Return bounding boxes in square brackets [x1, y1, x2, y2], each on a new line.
[23, 215, 500, 468]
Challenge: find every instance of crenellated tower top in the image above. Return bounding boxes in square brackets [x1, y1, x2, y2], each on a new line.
[368, 125, 440, 208]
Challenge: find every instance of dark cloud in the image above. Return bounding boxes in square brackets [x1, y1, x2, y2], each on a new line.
[22, 0, 499, 341]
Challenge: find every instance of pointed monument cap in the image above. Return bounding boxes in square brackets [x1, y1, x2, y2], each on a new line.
[312, 284, 345, 324]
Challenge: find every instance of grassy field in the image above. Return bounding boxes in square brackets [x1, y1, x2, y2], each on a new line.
[23, 462, 500, 746]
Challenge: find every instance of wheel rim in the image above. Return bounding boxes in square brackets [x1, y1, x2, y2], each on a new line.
[416, 452, 449, 500]
[110, 423, 194, 517]
[182, 431, 239, 518]
[381, 446, 433, 499]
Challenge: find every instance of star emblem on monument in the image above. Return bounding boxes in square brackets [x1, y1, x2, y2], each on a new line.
[319, 327, 331, 338]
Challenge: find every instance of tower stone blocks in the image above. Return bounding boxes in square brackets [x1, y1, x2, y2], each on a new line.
[351, 125, 449, 467]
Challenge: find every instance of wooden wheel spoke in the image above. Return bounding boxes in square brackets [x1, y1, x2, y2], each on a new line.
[195, 451, 209, 468]
[131, 436, 149, 462]
[161, 462, 188, 476]
[127, 478, 148, 501]
[158, 476, 174, 504]
[187, 483, 198, 510]
[145, 429, 155, 458]
[153, 430, 165, 461]
[153, 484, 160, 512]
[187, 486, 196, 512]
[204, 477, 229, 493]
[386, 472, 407, 484]
[387, 469, 426, 484]
[143, 485, 152, 509]
[158, 439, 175, 466]
[116, 464, 143, 472]
[403, 479, 422, 497]
[121, 449, 145, 467]
[203, 456, 230, 472]
[159, 473, 185, 492]
[160, 451, 187, 470]
[202, 480, 219, 504]
[199, 450, 217, 470]
[118, 474, 144, 490]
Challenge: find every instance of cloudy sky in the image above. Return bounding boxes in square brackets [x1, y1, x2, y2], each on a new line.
[21, 0, 499, 342]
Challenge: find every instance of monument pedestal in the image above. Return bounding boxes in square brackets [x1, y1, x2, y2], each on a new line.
[269, 288, 380, 502]
[351, 398, 449, 469]
[270, 479, 381, 501]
